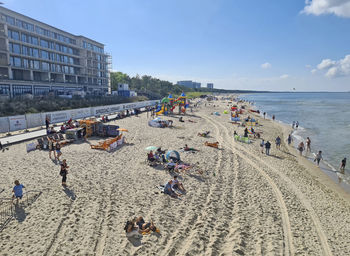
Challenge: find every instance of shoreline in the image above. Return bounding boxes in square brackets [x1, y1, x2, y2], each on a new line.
[1, 96, 350, 255]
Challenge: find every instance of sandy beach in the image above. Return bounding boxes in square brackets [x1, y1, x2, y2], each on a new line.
[1, 98, 350, 256]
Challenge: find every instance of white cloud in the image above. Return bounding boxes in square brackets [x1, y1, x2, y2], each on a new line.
[305, 64, 312, 68]
[316, 54, 350, 78]
[311, 69, 317, 74]
[302, 0, 350, 18]
[261, 62, 271, 69]
[317, 59, 336, 70]
[280, 74, 289, 79]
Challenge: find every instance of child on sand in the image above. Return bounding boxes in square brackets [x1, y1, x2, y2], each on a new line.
[260, 139, 265, 153]
[60, 159, 69, 186]
[55, 142, 62, 161]
[12, 180, 25, 204]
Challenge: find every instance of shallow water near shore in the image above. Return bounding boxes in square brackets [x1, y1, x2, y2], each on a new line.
[241, 92, 350, 189]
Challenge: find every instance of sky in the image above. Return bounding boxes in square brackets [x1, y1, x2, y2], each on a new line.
[3, 0, 350, 91]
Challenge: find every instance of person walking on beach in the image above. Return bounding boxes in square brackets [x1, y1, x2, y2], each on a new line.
[272, 115, 275, 121]
[306, 137, 311, 153]
[244, 128, 248, 137]
[297, 142, 305, 156]
[12, 180, 25, 205]
[292, 121, 295, 129]
[48, 138, 56, 160]
[287, 134, 293, 145]
[263, 112, 266, 119]
[275, 136, 281, 150]
[60, 159, 69, 186]
[296, 121, 299, 129]
[314, 151, 323, 166]
[55, 142, 62, 161]
[265, 141, 271, 156]
[260, 139, 265, 153]
[45, 116, 50, 130]
[340, 158, 346, 173]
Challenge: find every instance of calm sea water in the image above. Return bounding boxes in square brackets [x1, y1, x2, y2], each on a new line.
[240, 92, 350, 188]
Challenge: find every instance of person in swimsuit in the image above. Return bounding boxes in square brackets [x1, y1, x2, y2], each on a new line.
[306, 137, 311, 153]
[314, 151, 323, 166]
[55, 142, 62, 161]
[275, 136, 281, 150]
[135, 217, 158, 233]
[340, 158, 346, 173]
[172, 175, 185, 192]
[298, 142, 305, 156]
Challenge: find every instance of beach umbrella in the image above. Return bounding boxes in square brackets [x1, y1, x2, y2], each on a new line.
[117, 128, 129, 132]
[145, 146, 158, 151]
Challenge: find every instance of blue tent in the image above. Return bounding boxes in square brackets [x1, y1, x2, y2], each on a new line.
[166, 150, 180, 161]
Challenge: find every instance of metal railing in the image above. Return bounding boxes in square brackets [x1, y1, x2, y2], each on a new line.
[0, 190, 42, 232]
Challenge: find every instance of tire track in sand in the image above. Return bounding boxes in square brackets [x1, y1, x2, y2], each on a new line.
[206, 114, 333, 256]
[203, 115, 295, 256]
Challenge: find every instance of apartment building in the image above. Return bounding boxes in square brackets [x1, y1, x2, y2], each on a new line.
[177, 80, 201, 89]
[0, 6, 110, 98]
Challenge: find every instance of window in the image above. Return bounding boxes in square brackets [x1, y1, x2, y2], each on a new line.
[42, 62, 49, 71]
[49, 52, 55, 60]
[41, 50, 49, 59]
[34, 86, 50, 96]
[12, 85, 32, 96]
[31, 37, 38, 45]
[68, 47, 73, 54]
[33, 48, 39, 58]
[21, 33, 27, 43]
[50, 64, 56, 72]
[6, 16, 15, 25]
[15, 19, 22, 28]
[0, 85, 10, 95]
[63, 55, 68, 63]
[9, 43, 21, 54]
[69, 66, 74, 74]
[56, 65, 61, 72]
[8, 29, 20, 40]
[69, 57, 73, 64]
[22, 46, 28, 56]
[55, 43, 60, 51]
[33, 60, 40, 70]
[23, 58, 29, 68]
[64, 66, 68, 73]
[62, 46, 67, 53]
[10, 56, 21, 67]
[40, 39, 49, 48]
[27, 23, 34, 32]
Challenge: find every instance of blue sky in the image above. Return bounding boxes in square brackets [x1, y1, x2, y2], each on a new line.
[3, 0, 350, 91]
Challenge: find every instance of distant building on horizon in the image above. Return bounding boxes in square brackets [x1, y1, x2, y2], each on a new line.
[177, 80, 201, 89]
[0, 6, 111, 98]
[207, 83, 214, 89]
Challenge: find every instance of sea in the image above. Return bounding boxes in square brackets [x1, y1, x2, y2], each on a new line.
[240, 92, 350, 192]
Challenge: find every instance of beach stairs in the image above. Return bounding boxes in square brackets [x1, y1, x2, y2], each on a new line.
[0, 190, 42, 232]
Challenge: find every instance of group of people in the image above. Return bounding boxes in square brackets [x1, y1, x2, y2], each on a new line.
[292, 121, 300, 129]
[124, 216, 159, 237]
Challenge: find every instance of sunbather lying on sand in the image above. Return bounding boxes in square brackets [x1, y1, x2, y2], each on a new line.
[184, 144, 200, 152]
[197, 131, 210, 137]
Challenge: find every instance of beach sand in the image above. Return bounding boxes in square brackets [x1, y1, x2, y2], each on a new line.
[1, 99, 350, 256]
